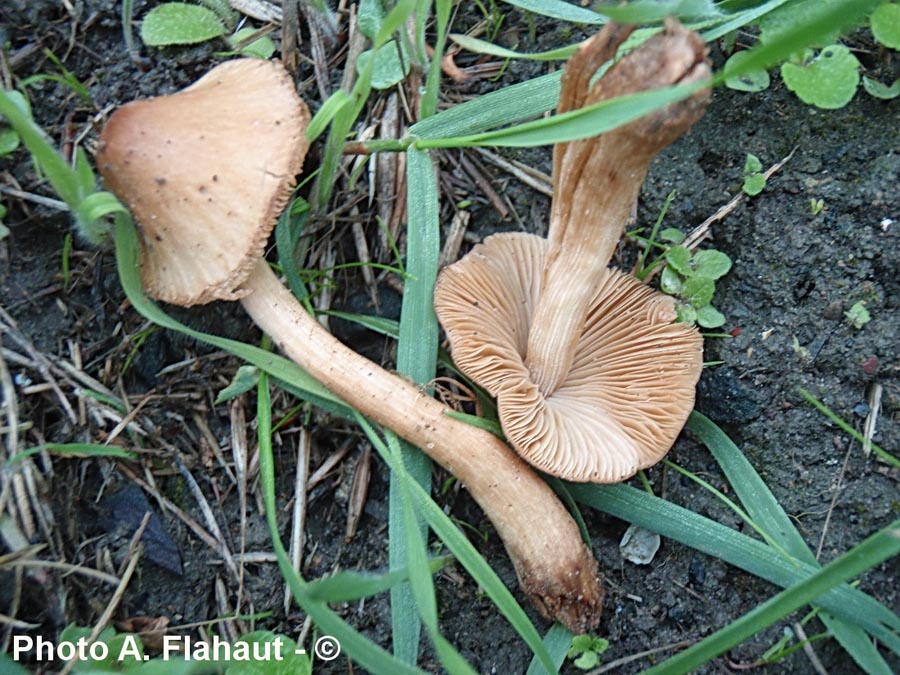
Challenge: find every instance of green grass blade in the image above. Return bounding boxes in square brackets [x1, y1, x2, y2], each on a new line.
[526, 623, 573, 675]
[420, 0, 451, 118]
[254, 374, 428, 675]
[688, 412, 896, 673]
[0, 89, 82, 207]
[113, 216, 352, 420]
[569, 483, 900, 652]
[449, 33, 579, 61]
[500, 0, 604, 24]
[700, 0, 792, 42]
[642, 519, 900, 675]
[305, 556, 454, 603]
[799, 388, 900, 469]
[10, 443, 137, 462]
[355, 415, 557, 675]
[386, 430, 480, 675]
[415, 82, 703, 148]
[410, 71, 562, 139]
[389, 147, 441, 663]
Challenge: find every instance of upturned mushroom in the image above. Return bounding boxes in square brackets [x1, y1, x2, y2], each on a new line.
[97, 58, 602, 632]
[434, 20, 710, 483]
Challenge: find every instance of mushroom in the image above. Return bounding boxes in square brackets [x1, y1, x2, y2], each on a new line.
[434, 20, 710, 483]
[97, 58, 602, 632]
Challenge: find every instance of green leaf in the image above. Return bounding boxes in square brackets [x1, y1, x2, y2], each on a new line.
[226, 632, 311, 675]
[844, 301, 871, 329]
[688, 412, 897, 674]
[526, 624, 572, 675]
[664, 245, 692, 276]
[660, 265, 684, 295]
[742, 173, 766, 196]
[682, 276, 714, 307]
[862, 75, 900, 99]
[357, 0, 384, 40]
[724, 51, 771, 92]
[781, 45, 861, 109]
[642, 518, 900, 675]
[0, 127, 19, 155]
[692, 250, 732, 279]
[226, 27, 276, 59]
[676, 302, 697, 324]
[871, 2, 900, 49]
[573, 651, 600, 669]
[357, 40, 410, 90]
[215, 365, 260, 403]
[659, 227, 686, 244]
[140, 3, 226, 47]
[449, 33, 579, 61]
[758, 0, 849, 48]
[500, 0, 604, 24]
[389, 148, 440, 664]
[597, 0, 722, 24]
[743, 153, 763, 174]
[10, 443, 137, 462]
[696, 304, 726, 328]
[568, 483, 900, 651]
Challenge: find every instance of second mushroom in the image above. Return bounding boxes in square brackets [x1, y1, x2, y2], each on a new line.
[434, 20, 711, 483]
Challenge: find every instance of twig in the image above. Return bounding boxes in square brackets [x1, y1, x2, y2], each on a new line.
[284, 429, 310, 612]
[0, 307, 77, 424]
[863, 383, 882, 457]
[794, 621, 829, 675]
[586, 639, 695, 674]
[438, 209, 471, 268]
[59, 540, 142, 675]
[682, 147, 797, 252]
[472, 147, 553, 197]
[173, 454, 240, 582]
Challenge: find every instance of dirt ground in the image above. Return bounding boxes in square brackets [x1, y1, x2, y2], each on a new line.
[0, 1, 898, 674]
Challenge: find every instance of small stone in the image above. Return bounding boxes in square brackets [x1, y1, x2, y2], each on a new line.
[862, 357, 879, 376]
[619, 524, 661, 565]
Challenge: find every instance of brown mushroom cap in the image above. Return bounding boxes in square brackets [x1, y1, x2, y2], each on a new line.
[434, 233, 702, 483]
[97, 58, 310, 306]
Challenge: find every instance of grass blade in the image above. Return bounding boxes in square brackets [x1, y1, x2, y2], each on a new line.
[254, 373, 428, 675]
[642, 519, 900, 674]
[389, 147, 441, 662]
[569, 482, 900, 652]
[355, 415, 557, 675]
[500, 0, 604, 24]
[688, 412, 896, 672]
[526, 623, 572, 675]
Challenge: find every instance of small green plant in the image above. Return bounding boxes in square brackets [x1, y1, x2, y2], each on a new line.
[845, 301, 871, 329]
[655, 230, 732, 329]
[567, 634, 610, 670]
[355, 0, 412, 90]
[809, 197, 825, 216]
[742, 153, 766, 196]
[140, 0, 238, 47]
[724, 0, 899, 106]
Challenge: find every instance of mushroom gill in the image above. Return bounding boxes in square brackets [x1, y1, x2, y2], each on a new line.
[434, 19, 710, 483]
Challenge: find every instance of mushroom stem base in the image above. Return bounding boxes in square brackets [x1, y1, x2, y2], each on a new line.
[238, 259, 604, 633]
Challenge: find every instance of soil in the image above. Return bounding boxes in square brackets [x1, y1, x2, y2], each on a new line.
[1, 2, 898, 674]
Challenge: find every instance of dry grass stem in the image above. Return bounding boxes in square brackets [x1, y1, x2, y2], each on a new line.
[285, 428, 310, 612]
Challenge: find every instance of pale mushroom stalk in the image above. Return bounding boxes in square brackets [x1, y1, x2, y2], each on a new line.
[526, 19, 711, 396]
[240, 260, 601, 630]
[97, 59, 602, 632]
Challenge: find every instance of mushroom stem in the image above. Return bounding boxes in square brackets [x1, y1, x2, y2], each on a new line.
[239, 259, 602, 633]
[525, 19, 711, 396]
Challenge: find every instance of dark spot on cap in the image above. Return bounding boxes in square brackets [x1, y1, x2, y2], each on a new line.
[198, 185, 207, 193]
[155, 233, 163, 241]
[155, 177, 167, 185]
[212, 175, 218, 182]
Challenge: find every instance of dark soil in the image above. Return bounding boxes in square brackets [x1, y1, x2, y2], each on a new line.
[1, 2, 897, 674]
